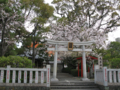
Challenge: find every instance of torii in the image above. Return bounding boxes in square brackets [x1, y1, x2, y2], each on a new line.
[46, 39, 95, 81]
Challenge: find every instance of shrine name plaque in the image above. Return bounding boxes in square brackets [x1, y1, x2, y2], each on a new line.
[68, 42, 73, 51]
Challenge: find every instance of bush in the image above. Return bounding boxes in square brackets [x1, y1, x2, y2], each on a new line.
[110, 58, 120, 68]
[71, 69, 81, 77]
[62, 67, 71, 73]
[0, 56, 32, 68]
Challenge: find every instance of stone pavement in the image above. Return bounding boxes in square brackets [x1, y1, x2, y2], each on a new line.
[50, 73, 99, 90]
[51, 73, 94, 82]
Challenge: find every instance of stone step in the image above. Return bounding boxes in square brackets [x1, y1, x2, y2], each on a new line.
[51, 88, 99, 90]
[51, 86, 98, 89]
[50, 81, 99, 90]
[51, 81, 96, 86]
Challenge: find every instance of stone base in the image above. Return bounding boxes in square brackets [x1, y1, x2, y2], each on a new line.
[81, 78, 90, 81]
[51, 78, 59, 82]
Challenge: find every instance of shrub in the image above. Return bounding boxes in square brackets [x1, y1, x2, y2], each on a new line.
[110, 58, 120, 68]
[71, 69, 81, 77]
[62, 67, 71, 73]
[0, 56, 32, 68]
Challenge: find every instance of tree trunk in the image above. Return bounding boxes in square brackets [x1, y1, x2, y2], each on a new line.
[32, 34, 35, 65]
[1, 23, 5, 56]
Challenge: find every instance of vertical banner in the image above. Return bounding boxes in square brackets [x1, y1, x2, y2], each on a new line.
[47, 65, 50, 87]
[18, 70, 21, 83]
[98, 56, 103, 69]
[6, 65, 10, 83]
[41, 71, 44, 84]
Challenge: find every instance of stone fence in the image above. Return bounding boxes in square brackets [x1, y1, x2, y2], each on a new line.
[0, 65, 50, 87]
[94, 65, 120, 86]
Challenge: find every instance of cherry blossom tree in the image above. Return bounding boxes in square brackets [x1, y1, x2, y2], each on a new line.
[0, 0, 28, 56]
[50, 0, 120, 51]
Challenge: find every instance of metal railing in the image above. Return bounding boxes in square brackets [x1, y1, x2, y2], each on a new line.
[0, 65, 50, 87]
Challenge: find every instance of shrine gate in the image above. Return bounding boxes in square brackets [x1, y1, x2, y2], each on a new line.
[46, 39, 95, 81]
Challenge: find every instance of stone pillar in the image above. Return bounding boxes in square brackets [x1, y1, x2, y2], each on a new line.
[81, 45, 89, 81]
[51, 44, 58, 81]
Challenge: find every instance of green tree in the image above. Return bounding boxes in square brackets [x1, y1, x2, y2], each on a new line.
[110, 58, 120, 68]
[20, 0, 54, 64]
[0, 0, 28, 56]
[98, 41, 120, 68]
[107, 42, 120, 58]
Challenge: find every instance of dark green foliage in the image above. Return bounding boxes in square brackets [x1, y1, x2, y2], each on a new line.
[71, 69, 81, 77]
[110, 58, 120, 68]
[0, 0, 8, 4]
[61, 56, 77, 69]
[0, 56, 32, 68]
[96, 41, 120, 68]
[62, 67, 72, 74]
[107, 42, 120, 58]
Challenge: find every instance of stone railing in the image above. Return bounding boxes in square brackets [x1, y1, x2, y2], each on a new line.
[107, 69, 120, 83]
[94, 65, 107, 86]
[94, 65, 120, 86]
[0, 65, 50, 87]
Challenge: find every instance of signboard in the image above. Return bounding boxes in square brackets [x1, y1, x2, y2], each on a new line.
[98, 56, 103, 69]
[68, 42, 73, 51]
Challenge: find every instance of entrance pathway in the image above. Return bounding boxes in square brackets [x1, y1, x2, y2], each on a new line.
[53, 73, 81, 82]
[50, 73, 99, 90]
[51, 73, 94, 82]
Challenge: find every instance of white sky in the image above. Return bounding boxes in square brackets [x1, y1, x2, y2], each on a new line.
[45, 0, 120, 42]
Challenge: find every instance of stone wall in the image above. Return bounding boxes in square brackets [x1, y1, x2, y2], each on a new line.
[97, 84, 120, 90]
[0, 84, 50, 90]
[0, 86, 50, 90]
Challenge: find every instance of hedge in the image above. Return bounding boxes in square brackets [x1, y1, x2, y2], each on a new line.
[62, 67, 72, 73]
[71, 69, 81, 77]
[0, 56, 32, 68]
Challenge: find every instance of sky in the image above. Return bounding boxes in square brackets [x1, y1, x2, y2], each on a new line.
[44, 0, 120, 43]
